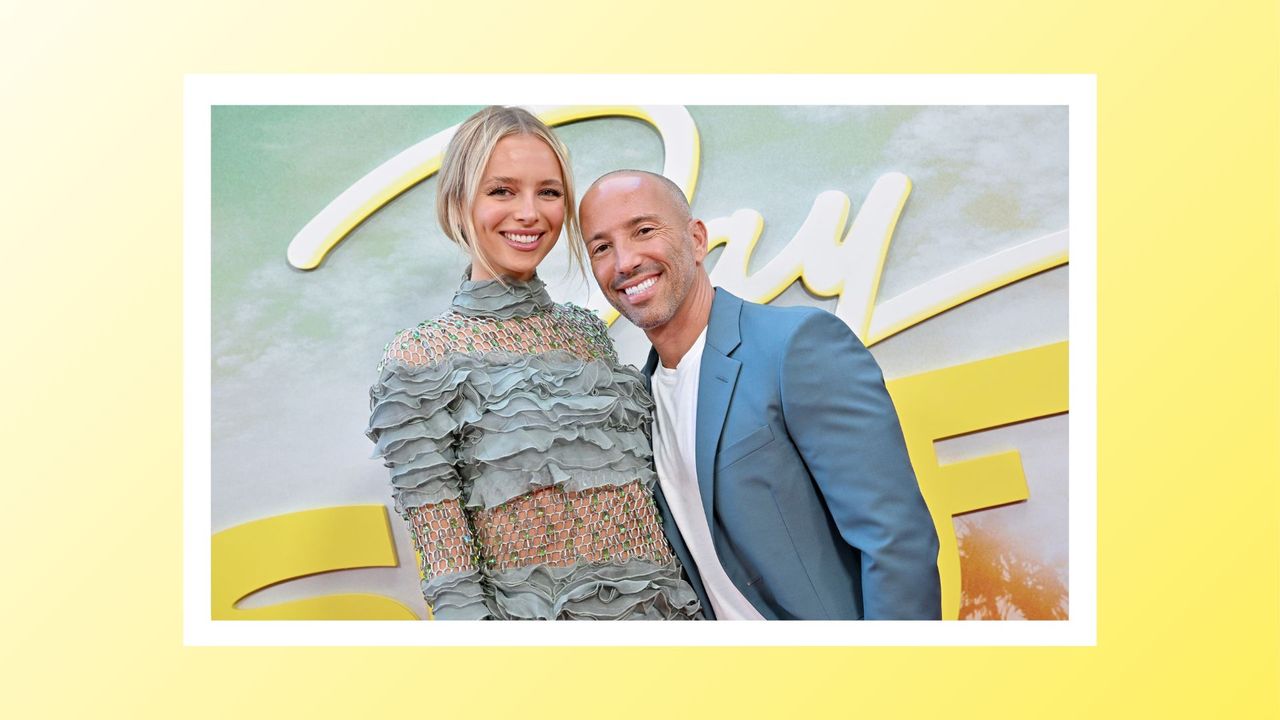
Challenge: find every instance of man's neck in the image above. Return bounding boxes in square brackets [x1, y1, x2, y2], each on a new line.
[648, 277, 715, 369]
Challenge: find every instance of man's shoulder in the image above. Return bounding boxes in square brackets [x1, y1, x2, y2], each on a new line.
[738, 296, 825, 320]
[733, 294, 842, 341]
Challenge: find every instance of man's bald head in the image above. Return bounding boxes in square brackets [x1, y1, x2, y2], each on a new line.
[582, 170, 691, 224]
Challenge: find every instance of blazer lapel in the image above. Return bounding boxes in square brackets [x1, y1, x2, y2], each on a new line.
[642, 346, 660, 389]
[695, 289, 743, 537]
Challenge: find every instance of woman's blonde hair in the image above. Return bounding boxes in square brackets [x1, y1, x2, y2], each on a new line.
[436, 106, 583, 280]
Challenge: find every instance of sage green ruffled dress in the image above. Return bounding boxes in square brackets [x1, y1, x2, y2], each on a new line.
[367, 273, 701, 620]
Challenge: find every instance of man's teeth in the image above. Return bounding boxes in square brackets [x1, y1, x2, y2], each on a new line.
[623, 277, 657, 296]
[503, 232, 540, 245]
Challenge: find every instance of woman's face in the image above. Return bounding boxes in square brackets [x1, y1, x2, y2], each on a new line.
[468, 134, 566, 282]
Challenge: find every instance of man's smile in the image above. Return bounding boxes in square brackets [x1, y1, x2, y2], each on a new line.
[615, 272, 662, 303]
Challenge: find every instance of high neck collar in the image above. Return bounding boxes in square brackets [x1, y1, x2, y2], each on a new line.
[451, 268, 554, 319]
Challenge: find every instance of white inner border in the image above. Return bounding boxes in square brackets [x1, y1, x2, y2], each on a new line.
[184, 74, 1097, 647]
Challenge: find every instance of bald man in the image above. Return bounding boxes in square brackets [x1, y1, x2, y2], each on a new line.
[579, 170, 940, 620]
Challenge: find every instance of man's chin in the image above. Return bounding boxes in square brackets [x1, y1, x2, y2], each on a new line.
[629, 318, 662, 331]
[612, 306, 663, 331]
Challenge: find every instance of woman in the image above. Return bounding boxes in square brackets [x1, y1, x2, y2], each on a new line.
[366, 106, 701, 620]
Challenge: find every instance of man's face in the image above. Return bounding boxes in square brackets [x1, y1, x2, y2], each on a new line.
[579, 176, 706, 330]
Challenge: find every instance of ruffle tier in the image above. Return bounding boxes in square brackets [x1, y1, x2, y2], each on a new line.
[424, 570, 490, 620]
[368, 350, 655, 513]
[486, 558, 701, 620]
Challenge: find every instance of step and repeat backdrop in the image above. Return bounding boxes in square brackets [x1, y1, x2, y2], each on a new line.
[211, 103, 1070, 621]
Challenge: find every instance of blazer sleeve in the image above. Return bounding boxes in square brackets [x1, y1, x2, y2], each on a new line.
[779, 311, 941, 619]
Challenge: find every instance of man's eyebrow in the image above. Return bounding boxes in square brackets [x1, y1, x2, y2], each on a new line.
[587, 214, 664, 243]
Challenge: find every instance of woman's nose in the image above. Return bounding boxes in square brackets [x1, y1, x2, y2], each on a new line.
[513, 192, 538, 223]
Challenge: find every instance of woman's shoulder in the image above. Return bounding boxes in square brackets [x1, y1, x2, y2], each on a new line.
[552, 301, 609, 332]
[377, 310, 465, 372]
[553, 300, 611, 333]
[549, 301, 618, 362]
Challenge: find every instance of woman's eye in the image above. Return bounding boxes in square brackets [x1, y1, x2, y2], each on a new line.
[487, 187, 512, 197]
[539, 188, 564, 198]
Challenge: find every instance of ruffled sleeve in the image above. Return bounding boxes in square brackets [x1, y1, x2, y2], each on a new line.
[367, 328, 491, 620]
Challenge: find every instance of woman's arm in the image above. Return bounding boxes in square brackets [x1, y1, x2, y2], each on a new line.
[368, 327, 491, 620]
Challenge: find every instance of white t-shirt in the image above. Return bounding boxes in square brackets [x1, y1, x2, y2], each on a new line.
[651, 330, 765, 620]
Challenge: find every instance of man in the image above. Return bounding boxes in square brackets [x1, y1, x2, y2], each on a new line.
[578, 170, 941, 620]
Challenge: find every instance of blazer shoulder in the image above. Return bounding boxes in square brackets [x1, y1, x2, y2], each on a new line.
[737, 298, 831, 340]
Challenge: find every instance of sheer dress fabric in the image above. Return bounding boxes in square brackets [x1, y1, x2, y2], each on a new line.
[367, 273, 701, 620]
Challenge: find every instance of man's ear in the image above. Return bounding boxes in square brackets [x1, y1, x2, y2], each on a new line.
[689, 218, 709, 263]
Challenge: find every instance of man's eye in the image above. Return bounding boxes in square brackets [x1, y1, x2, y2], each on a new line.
[590, 243, 611, 256]
[637, 226, 655, 236]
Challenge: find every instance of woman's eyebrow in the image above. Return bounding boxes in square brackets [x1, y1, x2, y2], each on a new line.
[482, 176, 564, 186]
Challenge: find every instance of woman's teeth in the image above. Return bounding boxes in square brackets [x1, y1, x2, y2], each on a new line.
[503, 232, 540, 246]
[624, 277, 657, 296]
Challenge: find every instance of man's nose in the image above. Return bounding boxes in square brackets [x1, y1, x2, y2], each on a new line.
[614, 241, 642, 276]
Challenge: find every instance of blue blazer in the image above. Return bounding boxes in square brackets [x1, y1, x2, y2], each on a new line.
[644, 289, 941, 619]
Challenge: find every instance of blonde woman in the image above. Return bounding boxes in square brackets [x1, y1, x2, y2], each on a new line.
[367, 106, 701, 620]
